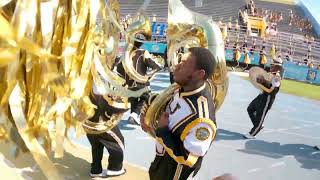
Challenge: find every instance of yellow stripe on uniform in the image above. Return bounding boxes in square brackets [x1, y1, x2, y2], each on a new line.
[180, 118, 217, 142]
[173, 164, 183, 180]
[197, 96, 209, 119]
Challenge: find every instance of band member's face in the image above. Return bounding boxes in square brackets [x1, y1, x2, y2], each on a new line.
[173, 52, 197, 86]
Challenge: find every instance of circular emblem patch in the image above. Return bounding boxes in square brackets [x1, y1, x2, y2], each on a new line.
[195, 127, 210, 141]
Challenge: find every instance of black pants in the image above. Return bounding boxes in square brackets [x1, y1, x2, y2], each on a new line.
[247, 94, 272, 136]
[259, 64, 265, 69]
[128, 97, 144, 114]
[149, 154, 196, 180]
[86, 126, 124, 174]
[232, 60, 239, 68]
[169, 72, 174, 84]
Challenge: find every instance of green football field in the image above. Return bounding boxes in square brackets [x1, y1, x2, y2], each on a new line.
[280, 79, 320, 101]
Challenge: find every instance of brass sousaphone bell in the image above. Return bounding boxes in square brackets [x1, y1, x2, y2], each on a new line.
[249, 66, 272, 90]
[144, 0, 229, 136]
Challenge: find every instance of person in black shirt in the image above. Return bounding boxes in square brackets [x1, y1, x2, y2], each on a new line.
[244, 65, 283, 139]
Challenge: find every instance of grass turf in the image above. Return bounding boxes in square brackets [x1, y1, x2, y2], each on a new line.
[280, 79, 320, 101]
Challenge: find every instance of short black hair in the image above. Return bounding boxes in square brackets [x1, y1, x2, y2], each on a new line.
[134, 41, 143, 49]
[188, 47, 216, 79]
[270, 64, 283, 73]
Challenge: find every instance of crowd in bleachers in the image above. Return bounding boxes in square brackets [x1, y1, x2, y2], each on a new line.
[222, 0, 319, 69]
[118, 0, 320, 71]
[241, 0, 313, 37]
[288, 10, 313, 33]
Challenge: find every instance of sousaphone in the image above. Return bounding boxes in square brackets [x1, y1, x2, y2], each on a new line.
[249, 66, 272, 90]
[144, 0, 229, 136]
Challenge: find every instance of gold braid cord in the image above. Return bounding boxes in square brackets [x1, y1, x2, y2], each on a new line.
[0, 0, 153, 179]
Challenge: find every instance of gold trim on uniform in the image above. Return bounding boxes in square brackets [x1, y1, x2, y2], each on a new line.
[155, 137, 198, 167]
[180, 118, 217, 142]
[173, 164, 183, 180]
[195, 127, 210, 141]
[180, 83, 206, 97]
[206, 80, 215, 98]
[197, 96, 209, 119]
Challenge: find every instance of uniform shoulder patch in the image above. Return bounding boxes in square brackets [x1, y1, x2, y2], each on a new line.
[195, 127, 210, 141]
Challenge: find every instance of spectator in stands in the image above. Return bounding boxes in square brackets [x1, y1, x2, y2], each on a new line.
[285, 47, 292, 62]
[304, 34, 309, 43]
[261, 39, 266, 50]
[289, 10, 293, 26]
[225, 37, 230, 50]
[307, 43, 312, 56]
[264, 25, 270, 37]
[235, 19, 240, 32]
[269, 23, 278, 36]
[317, 64, 320, 70]
[303, 54, 309, 65]
[228, 17, 232, 31]
[308, 62, 314, 69]
[249, 0, 256, 16]
[246, 25, 252, 36]
[250, 38, 256, 55]
[242, 37, 248, 51]
[279, 12, 283, 22]
[310, 36, 315, 43]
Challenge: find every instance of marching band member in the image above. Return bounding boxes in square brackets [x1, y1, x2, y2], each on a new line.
[141, 47, 217, 180]
[244, 64, 283, 139]
[232, 42, 241, 70]
[259, 46, 267, 69]
[243, 47, 251, 70]
[117, 34, 161, 125]
[86, 84, 128, 178]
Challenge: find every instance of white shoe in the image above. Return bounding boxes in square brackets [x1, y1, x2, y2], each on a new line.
[90, 168, 126, 178]
[243, 133, 255, 139]
[105, 168, 126, 177]
[89, 171, 107, 178]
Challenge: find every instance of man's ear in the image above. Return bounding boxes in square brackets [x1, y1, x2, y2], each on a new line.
[195, 69, 206, 80]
